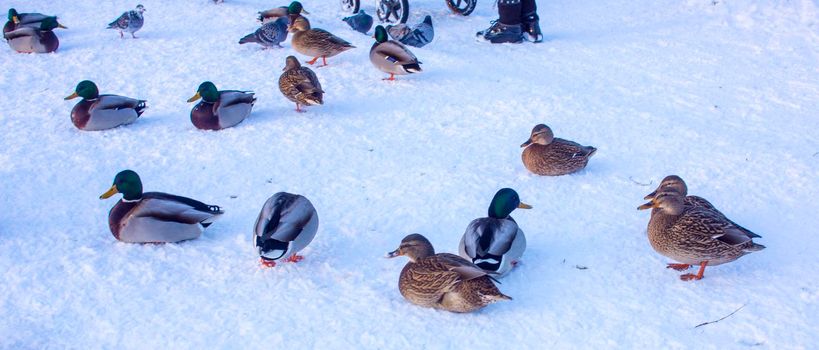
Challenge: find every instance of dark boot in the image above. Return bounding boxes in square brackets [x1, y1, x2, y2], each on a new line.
[476, 0, 523, 43]
[522, 13, 543, 43]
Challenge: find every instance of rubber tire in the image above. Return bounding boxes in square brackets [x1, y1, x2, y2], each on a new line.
[446, 0, 477, 16]
[376, 0, 409, 24]
[341, 0, 360, 14]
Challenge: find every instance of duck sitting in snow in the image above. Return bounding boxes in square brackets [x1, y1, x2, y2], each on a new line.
[388, 234, 512, 313]
[4, 8, 66, 35]
[254, 192, 319, 267]
[107, 4, 145, 39]
[100, 170, 224, 243]
[459, 188, 531, 276]
[521, 124, 597, 176]
[278, 55, 323, 112]
[257, 1, 309, 24]
[4, 16, 62, 53]
[638, 191, 765, 281]
[289, 15, 355, 67]
[64, 80, 146, 131]
[369, 25, 422, 81]
[385, 15, 433, 48]
[187, 81, 256, 130]
[342, 10, 373, 35]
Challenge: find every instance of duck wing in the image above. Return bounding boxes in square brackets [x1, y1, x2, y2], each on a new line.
[462, 217, 519, 259]
[254, 193, 317, 243]
[137, 192, 223, 224]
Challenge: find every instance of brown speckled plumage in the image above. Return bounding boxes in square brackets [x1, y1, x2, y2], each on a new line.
[289, 16, 354, 65]
[278, 56, 323, 111]
[388, 234, 511, 313]
[521, 124, 596, 176]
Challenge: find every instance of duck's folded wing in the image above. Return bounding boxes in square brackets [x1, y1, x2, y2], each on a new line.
[138, 192, 222, 224]
[96, 94, 143, 110]
[255, 194, 316, 242]
[406, 260, 462, 295]
[4, 27, 37, 40]
[374, 41, 417, 65]
[462, 218, 519, 258]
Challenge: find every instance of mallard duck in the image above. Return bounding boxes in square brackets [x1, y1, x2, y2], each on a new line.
[107, 5, 145, 39]
[257, 1, 309, 24]
[64, 80, 146, 131]
[239, 17, 287, 48]
[370, 25, 422, 81]
[278, 55, 323, 112]
[385, 15, 433, 48]
[4, 16, 61, 53]
[644, 175, 761, 239]
[458, 188, 531, 276]
[342, 10, 373, 35]
[254, 192, 319, 267]
[289, 15, 355, 67]
[387, 234, 511, 313]
[4, 8, 66, 35]
[521, 124, 597, 176]
[100, 170, 224, 243]
[638, 191, 765, 281]
[187, 81, 256, 130]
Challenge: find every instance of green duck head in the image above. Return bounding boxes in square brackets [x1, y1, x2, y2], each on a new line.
[188, 81, 219, 103]
[287, 1, 309, 15]
[64, 80, 99, 100]
[8, 8, 19, 23]
[488, 188, 532, 219]
[100, 170, 144, 201]
[373, 25, 388, 43]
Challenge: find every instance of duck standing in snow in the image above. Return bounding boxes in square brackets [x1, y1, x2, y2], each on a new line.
[369, 25, 422, 81]
[64, 80, 146, 131]
[100, 170, 224, 243]
[278, 55, 323, 112]
[289, 15, 355, 67]
[342, 10, 373, 35]
[4, 8, 66, 35]
[521, 124, 597, 176]
[388, 234, 512, 313]
[459, 188, 531, 276]
[638, 191, 765, 281]
[258, 1, 309, 24]
[187, 81, 256, 130]
[254, 193, 319, 267]
[239, 17, 288, 48]
[385, 15, 433, 48]
[107, 5, 145, 39]
[4, 16, 62, 53]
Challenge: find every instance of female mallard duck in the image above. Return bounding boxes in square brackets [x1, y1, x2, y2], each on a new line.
[638, 191, 765, 281]
[458, 188, 531, 276]
[278, 55, 323, 112]
[521, 124, 597, 176]
[388, 234, 511, 313]
[4, 8, 66, 34]
[254, 192, 319, 267]
[187, 81, 256, 130]
[257, 1, 309, 24]
[289, 15, 355, 67]
[369, 25, 422, 81]
[644, 175, 761, 239]
[99, 170, 224, 243]
[64, 80, 146, 131]
[4, 16, 61, 53]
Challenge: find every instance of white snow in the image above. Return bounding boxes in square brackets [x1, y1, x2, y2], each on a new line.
[1, 0, 818, 348]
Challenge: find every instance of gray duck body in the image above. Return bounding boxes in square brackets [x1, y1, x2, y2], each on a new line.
[254, 192, 319, 263]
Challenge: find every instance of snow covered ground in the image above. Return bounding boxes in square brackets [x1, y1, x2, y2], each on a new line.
[1, 0, 818, 348]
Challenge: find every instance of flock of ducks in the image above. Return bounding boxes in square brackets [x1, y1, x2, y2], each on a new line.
[7, 2, 766, 314]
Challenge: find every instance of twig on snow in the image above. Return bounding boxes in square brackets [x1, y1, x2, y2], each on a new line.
[629, 176, 653, 187]
[812, 152, 818, 157]
[694, 304, 746, 328]
[574, 265, 588, 270]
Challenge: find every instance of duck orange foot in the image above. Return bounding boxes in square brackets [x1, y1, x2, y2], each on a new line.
[666, 263, 691, 271]
[679, 261, 708, 281]
[286, 255, 304, 263]
[260, 258, 277, 268]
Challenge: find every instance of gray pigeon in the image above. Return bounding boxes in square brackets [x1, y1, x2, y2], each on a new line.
[239, 17, 288, 48]
[386, 15, 433, 48]
[342, 10, 373, 35]
[107, 5, 145, 38]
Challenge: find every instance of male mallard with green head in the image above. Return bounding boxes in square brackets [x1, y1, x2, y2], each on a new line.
[187, 81, 256, 130]
[65, 80, 146, 131]
[4, 16, 62, 53]
[254, 192, 319, 268]
[369, 25, 421, 81]
[257, 1, 309, 24]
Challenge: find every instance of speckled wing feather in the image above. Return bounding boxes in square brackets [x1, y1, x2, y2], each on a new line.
[279, 67, 323, 105]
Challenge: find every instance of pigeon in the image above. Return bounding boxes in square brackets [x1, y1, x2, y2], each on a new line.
[107, 5, 145, 39]
[342, 10, 373, 35]
[386, 15, 433, 48]
[239, 17, 288, 48]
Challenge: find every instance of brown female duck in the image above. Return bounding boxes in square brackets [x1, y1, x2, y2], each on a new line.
[521, 124, 596, 176]
[278, 56, 323, 112]
[289, 15, 355, 67]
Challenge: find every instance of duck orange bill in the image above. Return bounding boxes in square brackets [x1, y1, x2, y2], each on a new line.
[57, 23, 67, 29]
[186, 92, 201, 103]
[64, 92, 79, 100]
[520, 139, 533, 148]
[100, 185, 119, 199]
[637, 201, 654, 210]
[518, 202, 533, 209]
[643, 190, 657, 200]
[386, 249, 401, 258]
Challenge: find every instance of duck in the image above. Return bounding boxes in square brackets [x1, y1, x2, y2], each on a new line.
[64, 80, 146, 131]
[254, 192, 319, 268]
[459, 188, 531, 276]
[387, 234, 512, 313]
[107, 4, 145, 39]
[385, 15, 433, 48]
[278, 55, 323, 112]
[99, 170, 224, 243]
[239, 17, 288, 48]
[257, 1, 309, 24]
[4, 16, 61, 53]
[521, 124, 597, 176]
[187, 81, 256, 130]
[644, 175, 762, 239]
[370, 25, 422, 81]
[289, 15, 355, 67]
[638, 191, 765, 281]
[4, 8, 66, 35]
[342, 10, 373, 35]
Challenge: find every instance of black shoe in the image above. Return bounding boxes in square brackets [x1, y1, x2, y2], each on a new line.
[522, 14, 543, 43]
[476, 20, 523, 44]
